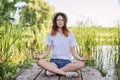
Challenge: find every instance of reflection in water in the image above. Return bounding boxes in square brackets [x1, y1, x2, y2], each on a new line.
[93, 45, 119, 80]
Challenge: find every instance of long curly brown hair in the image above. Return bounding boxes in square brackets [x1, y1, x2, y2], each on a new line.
[51, 12, 69, 37]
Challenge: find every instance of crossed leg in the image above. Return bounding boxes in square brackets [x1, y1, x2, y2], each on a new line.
[60, 61, 85, 72]
[37, 59, 66, 76]
[37, 59, 85, 76]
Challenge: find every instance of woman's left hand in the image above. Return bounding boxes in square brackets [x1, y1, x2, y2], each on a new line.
[80, 56, 88, 61]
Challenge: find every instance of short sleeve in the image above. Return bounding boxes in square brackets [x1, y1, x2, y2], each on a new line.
[69, 33, 77, 47]
[45, 33, 52, 46]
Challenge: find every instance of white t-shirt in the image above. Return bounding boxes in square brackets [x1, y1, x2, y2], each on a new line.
[45, 32, 77, 61]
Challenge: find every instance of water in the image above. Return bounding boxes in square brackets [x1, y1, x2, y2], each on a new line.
[92, 45, 120, 80]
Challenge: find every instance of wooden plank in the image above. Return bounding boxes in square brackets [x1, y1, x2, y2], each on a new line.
[16, 63, 43, 80]
[60, 70, 82, 80]
[35, 69, 59, 80]
[60, 76, 81, 80]
[81, 66, 105, 80]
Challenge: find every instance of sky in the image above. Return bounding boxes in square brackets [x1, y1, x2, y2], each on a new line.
[45, 0, 120, 27]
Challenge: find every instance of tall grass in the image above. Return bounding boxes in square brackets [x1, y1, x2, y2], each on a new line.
[69, 26, 119, 57]
[0, 23, 33, 80]
[0, 23, 120, 79]
[69, 26, 120, 78]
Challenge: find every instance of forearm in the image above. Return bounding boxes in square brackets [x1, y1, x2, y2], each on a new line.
[73, 52, 88, 61]
[70, 47, 82, 60]
[39, 45, 51, 59]
[39, 51, 49, 59]
[73, 53, 82, 60]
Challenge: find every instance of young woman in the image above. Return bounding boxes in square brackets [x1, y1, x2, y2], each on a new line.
[34, 12, 88, 78]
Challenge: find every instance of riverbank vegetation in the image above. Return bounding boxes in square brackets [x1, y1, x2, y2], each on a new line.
[0, 0, 120, 80]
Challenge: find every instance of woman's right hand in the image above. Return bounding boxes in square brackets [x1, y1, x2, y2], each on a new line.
[34, 54, 41, 60]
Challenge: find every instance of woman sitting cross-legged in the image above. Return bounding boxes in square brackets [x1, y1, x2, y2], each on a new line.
[34, 12, 88, 78]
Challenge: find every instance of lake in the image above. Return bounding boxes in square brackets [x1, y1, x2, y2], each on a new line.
[92, 45, 120, 80]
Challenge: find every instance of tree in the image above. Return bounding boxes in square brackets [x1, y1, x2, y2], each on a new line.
[0, 0, 20, 26]
[20, 0, 54, 29]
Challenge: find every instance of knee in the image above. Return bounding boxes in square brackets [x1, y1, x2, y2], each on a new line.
[77, 61, 85, 69]
[37, 60, 40, 66]
[81, 61, 85, 67]
[37, 59, 43, 66]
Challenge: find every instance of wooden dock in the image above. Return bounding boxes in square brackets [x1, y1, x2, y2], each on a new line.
[15, 63, 105, 80]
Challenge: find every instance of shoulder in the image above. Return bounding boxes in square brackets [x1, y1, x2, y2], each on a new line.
[68, 32, 75, 36]
[46, 32, 52, 38]
[47, 32, 52, 36]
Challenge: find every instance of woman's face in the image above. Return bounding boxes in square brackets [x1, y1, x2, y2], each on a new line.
[56, 15, 65, 28]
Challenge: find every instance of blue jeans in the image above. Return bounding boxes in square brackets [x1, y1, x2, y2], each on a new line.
[50, 59, 71, 68]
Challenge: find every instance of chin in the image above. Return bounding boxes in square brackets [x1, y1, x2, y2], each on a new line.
[58, 26, 63, 28]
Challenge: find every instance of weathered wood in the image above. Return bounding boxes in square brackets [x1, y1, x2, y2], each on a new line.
[60, 76, 81, 80]
[59, 70, 82, 80]
[15, 63, 105, 80]
[35, 69, 59, 80]
[16, 63, 42, 80]
[81, 66, 105, 80]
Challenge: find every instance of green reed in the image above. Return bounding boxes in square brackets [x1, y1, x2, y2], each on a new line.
[0, 23, 120, 79]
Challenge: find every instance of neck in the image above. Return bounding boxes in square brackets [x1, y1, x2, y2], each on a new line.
[58, 28, 63, 33]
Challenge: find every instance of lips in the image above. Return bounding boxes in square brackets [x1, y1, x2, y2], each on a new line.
[58, 24, 63, 25]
